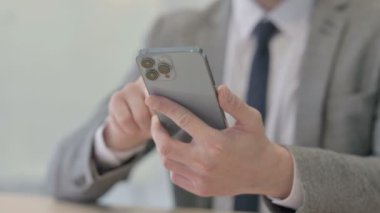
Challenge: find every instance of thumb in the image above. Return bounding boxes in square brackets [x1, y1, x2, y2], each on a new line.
[218, 85, 259, 127]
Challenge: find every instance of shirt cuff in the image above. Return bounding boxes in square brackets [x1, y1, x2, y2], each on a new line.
[269, 154, 304, 210]
[94, 123, 146, 169]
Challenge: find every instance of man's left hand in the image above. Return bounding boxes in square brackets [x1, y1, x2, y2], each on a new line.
[146, 85, 293, 199]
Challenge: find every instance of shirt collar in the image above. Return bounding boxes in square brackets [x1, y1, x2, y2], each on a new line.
[232, 0, 315, 40]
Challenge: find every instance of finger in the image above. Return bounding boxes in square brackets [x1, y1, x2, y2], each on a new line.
[146, 96, 217, 140]
[170, 172, 198, 195]
[127, 91, 152, 133]
[104, 115, 128, 141]
[163, 158, 197, 178]
[217, 85, 259, 128]
[144, 95, 155, 117]
[136, 78, 155, 116]
[108, 114, 131, 136]
[109, 92, 139, 134]
[137, 77, 150, 98]
[151, 115, 195, 165]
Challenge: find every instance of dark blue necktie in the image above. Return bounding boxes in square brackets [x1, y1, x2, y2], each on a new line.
[234, 20, 278, 212]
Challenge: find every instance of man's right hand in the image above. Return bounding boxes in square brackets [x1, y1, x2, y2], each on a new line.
[103, 78, 152, 151]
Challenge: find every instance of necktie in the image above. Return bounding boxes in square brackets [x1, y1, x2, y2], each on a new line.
[234, 20, 278, 212]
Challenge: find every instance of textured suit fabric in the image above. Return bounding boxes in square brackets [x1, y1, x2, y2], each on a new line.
[47, 0, 380, 212]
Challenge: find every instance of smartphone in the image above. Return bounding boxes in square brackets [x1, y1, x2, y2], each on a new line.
[136, 47, 227, 139]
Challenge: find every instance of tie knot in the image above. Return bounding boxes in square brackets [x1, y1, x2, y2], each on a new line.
[254, 20, 279, 44]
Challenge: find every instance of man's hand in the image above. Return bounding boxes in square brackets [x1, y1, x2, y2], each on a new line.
[146, 85, 294, 198]
[103, 78, 152, 151]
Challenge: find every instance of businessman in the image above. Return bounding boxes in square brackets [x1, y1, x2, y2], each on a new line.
[48, 0, 380, 212]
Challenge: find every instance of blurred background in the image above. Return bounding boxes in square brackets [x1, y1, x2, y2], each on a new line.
[0, 0, 215, 208]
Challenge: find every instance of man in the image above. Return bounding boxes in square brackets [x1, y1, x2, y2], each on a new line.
[48, 0, 380, 212]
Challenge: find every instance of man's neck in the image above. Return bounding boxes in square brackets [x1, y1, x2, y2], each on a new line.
[256, 0, 282, 11]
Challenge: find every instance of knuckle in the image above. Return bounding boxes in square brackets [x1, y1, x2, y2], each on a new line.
[251, 108, 263, 121]
[206, 138, 225, 157]
[114, 90, 125, 100]
[193, 160, 214, 176]
[194, 179, 211, 197]
[177, 112, 192, 128]
[162, 157, 171, 170]
[171, 173, 184, 187]
[200, 161, 214, 174]
[230, 95, 243, 111]
[135, 110, 151, 123]
[134, 79, 144, 89]
[108, 102, 115, 115]
[122, 83, 136, 92]
[109, 92, 122, 111]
[209, 144, 224, 158]
[119, 112, 134, 127]
[123, 83, 143, 96]
[158, 144, 171, 157]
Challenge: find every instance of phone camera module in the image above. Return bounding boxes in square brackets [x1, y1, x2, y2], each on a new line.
[158, 63, 171, 74]
[145, 69, 159, 81]
[141, 57, 155, 69]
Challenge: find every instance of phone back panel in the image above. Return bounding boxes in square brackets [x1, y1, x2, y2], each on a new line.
[137, 47, 226, 134]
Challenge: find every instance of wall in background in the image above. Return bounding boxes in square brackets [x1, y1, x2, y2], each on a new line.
[0, 0, 214, 208]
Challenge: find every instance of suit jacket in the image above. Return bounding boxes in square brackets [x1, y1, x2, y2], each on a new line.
[47, 0, 380, 212]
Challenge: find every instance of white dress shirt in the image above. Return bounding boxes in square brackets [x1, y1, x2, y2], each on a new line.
[219, 0, 313, 211]
[94, 0, 314, 211]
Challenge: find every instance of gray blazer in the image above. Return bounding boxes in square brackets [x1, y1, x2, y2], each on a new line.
[47, 0, 380, 212]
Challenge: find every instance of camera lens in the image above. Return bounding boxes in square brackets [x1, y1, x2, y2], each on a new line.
[141, 57, 155, 69]
[158, 63, 171, 74]
[145, 69, 159, 81]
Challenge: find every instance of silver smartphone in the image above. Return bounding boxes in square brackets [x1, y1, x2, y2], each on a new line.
[136, 47, 227, 138]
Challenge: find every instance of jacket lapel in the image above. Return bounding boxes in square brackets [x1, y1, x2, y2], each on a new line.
[197, 0, 231, 85]
[295, 0, 350, 147]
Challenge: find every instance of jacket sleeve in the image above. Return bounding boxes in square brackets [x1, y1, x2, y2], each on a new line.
[46, 16, 167, 202]
[46, 68, 151, 202]
[266, 84, 380, 213]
